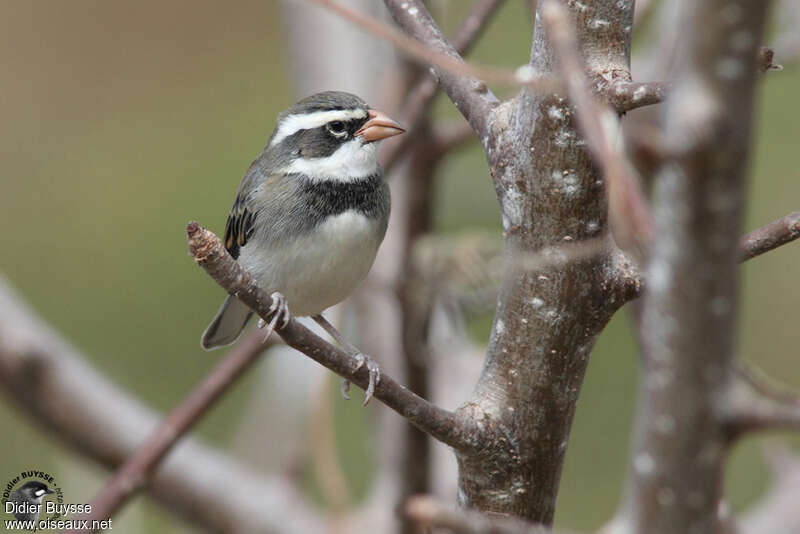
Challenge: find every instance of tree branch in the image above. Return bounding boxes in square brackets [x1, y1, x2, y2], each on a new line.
[305, 0, 552, 129]
[65, 328, 281, 533]
[596, 49, 780, 116]
[382, 0, 501, 138]
[0, 275, 320, 534]
[599, 47, 781, 116]
[602, 80, 670, 112]
[623, 209, 800, 301]
[738, 211, 800, 261]
[186, 222, 476, 451]
[720, 364, 800, 436]
[382, 0, 506, 172]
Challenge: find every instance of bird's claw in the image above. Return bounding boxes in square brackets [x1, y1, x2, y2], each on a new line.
[340, 352, 381, 406]
[340, 378, 352, 401]
[268, 292, 292, 329]
[257, 292, 291, 341]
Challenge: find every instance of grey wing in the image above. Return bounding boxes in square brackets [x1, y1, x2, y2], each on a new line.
[202, 163, 270, 350]
[202, 179, 258, 350]
[222, 159, 272, 259]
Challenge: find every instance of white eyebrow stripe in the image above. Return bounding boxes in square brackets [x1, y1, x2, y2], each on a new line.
[270, 109, 368, 147]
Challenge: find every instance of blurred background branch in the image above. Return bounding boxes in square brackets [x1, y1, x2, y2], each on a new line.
[0, 275, 318, 533]
[622, 1, 771, 532]
[65, 323, 280, 532]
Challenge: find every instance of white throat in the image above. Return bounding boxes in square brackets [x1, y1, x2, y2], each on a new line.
[282, 139, 379, 182]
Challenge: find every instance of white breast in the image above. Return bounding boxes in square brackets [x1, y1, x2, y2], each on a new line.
[238, 210, 384, 316]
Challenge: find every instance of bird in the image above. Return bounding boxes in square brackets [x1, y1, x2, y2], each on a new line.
[9, 480, 54, 522]
[200, 91, 404, 403]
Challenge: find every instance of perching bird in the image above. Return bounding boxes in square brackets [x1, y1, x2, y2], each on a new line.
[9, 481, 54, 522]
[201, 91, 404, 402]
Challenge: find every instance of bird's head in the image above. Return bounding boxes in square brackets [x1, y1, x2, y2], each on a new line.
[17, 481, 54, 503]
[267, 91, 404, 182]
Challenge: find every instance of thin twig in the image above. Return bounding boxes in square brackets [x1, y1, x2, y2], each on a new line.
[63, 329, 278, 533]
[606, 49, 777, 114]
[305, 0, 554, 93]
[626, 210, 800, 300]
[738, 211, 800, 261]
[602, 48, 780, 115]
[186, 222, 475, 451]
[381, 0, 509, 138]
[542, 1, 653, 257]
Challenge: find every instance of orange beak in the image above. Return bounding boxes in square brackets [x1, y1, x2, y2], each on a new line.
[355, 109, 405, 143]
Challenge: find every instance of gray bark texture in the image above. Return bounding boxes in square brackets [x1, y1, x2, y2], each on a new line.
[452, 1, 636, 522]
[0, 275, 321, 534]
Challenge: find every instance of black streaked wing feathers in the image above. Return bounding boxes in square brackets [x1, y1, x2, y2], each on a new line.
[223, 194, 256, 260]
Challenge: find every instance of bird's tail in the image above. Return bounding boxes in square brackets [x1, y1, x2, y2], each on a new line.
[201, 295, 253, 350]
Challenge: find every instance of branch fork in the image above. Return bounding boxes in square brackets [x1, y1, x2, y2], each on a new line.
[720, 364, 800, 437]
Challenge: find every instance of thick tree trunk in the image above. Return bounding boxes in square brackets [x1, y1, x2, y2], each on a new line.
[455, 0, 637, 522]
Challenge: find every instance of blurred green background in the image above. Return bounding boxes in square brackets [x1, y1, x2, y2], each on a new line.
[1, 1, 798, 531]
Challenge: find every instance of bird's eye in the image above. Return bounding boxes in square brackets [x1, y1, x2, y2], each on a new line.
[327, 121, 347, 137]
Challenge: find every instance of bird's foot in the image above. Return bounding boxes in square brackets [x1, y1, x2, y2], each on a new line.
[268, 292, 292, 329]
[312, 314, 380, 406]
[340, 352, 381, 406]
[257, 292, 291, 340]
